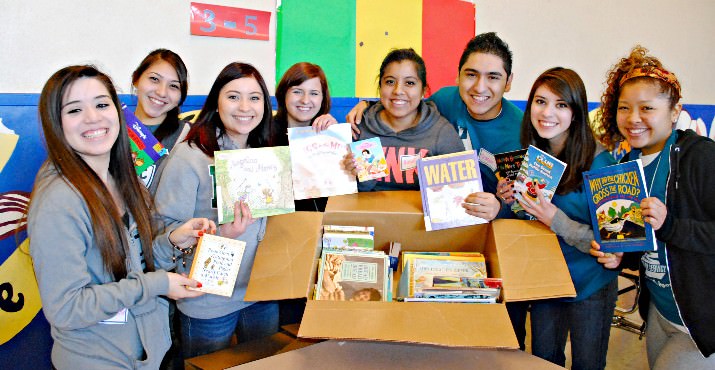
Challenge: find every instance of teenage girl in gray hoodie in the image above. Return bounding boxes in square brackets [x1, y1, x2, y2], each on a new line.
[28, 65, 214, 370]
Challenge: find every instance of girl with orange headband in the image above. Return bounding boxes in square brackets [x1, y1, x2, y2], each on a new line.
[591, 46, 715, 369]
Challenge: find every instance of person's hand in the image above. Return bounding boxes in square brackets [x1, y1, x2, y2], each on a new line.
[462, 192, 501, 221]
[641, 197, 667, 230]
[166, 272, 205, 300]
[496, 178, 516, 204]
[346, 101, 369, 139]
[517, 182, 557, 226]
[169, 218, 217, 249]
[219, 201, 255, 239]
[311, 113, 337, 132]
[589, 240, 623, 269]
[342, 152, 359, 176]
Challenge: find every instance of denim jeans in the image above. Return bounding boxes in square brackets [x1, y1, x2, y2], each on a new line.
[506, 301, 530, 350]
[179, 301, 279, 358]
[530, 279, 617, 370]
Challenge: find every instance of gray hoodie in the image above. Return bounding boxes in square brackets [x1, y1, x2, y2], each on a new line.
[28, 164, 174, 370]
[358, 101, 465, 191]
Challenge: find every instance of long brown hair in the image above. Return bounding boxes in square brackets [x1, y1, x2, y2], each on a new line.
[185, 62, 276, 157]
[521, 67, 596, 194]
[37, 65, 155, 279]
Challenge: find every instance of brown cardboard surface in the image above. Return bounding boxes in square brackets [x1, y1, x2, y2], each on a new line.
[491, 219, 577, 301]
[231, 340, 565, 370]
[299, 300, 518, 348]
[242, 191, 575, 349]
[244, 212, 323, 301]
[184, 332, 295, 370]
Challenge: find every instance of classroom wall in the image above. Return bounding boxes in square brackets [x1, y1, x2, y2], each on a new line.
[475, 0, 715, 105]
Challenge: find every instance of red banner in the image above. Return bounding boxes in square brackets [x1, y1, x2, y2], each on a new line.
[190, 2, 270, 40]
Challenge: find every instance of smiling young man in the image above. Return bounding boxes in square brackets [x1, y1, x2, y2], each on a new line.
[427, 32, 523, 194]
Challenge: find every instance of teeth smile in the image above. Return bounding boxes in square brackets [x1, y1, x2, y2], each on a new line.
[628, 128, 647, 134]
[234, 116, 253, 122]
[472, 96, 489, 102]
[392, 100, 407, 105]
[83, 128, 108, 139]
[540, 121, 558, 127]
[149, 97, 167, 105]
[296, 106, 312, 112]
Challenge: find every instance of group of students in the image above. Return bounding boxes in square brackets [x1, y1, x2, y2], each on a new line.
[26, 31, 714, 370]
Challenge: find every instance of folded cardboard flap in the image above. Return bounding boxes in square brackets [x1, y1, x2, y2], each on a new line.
[491, 219, 576, 302]
[245, 212, 323, 301]
[298, 300, 518, 348]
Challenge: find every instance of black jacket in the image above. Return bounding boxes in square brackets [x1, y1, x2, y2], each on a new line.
[623, 129, 715, 357]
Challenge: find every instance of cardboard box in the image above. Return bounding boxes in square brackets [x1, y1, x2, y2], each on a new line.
[184, 332, 296, 370]
[245, 191, 575, 349]
[231, 339, 566, 370]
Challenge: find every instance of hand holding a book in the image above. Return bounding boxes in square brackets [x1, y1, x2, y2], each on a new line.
[342, 152, 360, 177]
[496, 179, 516, 204]
[589, 240, 623, 269]
[641, 197, 667, 231]
[463, 192, 501, 221]
[166, 272, 205, 300]
[517, 181, 557, 226]
[219, 201, 256, 239]
[311, 113, 338, 132]
[169, 218, 217, 249]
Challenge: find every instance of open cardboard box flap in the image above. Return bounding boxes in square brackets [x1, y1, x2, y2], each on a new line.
[245, 191, 575, 348]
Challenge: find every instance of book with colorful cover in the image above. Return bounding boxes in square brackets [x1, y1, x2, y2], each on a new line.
[315, 249, 390, 302]
[287, 123, 357, 200]
[398, 253, 487, 298]
[214, 146, 295, 223]
[349, 137, 389, 182]
[122, 105, 168, 186]
[188, 234, 246, 297]
[416, 150, 487, 231]
[494, 148, 528, 182]
[583, 159, 656, 253]
[512, 145, 567, 213]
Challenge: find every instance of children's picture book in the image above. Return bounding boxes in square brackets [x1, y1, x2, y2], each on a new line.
[416, 150, 487, 231]
[583, 159, 656, 253]
[188, 234, 246, 297]
[512, 145, 567, 214]
[122, 105, 168, 187]
[494, 148, 528, 182]
[288, 123, 357, 200]
[398, 252, 487, 298]
[315, 250, 390, 302]
[322, 225, 375, 250]
[349, 137, 389, 182]
[214, 146, 295, 223]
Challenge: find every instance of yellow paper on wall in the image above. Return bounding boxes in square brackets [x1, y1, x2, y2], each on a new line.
[0, 133, 19, 173]
[355, 0, 422, 98]
[0, 239, 42, 344]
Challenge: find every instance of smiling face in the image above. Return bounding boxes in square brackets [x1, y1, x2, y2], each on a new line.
[616, 80, 681, 155]
[379, 60, 424, 130]
[61, 77, 120, 170]
[134, 60, 182, 126]
[457, 52, 512, 121]
[530, 85, 573, 154]
[218, 77, 265, 147]
[285, 77, 323, 127]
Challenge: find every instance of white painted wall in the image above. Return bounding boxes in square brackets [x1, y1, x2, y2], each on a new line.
[2, 0, 713, 104]
[0, 0, 277, 95]
[475, 0, 715, 104]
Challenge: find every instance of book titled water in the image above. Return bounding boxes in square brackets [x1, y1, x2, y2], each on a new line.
[288, 123, 357, 199]
[583, 159, 656, 253]
[416, 150, 487, 231]
[512, 145, 567, 214]
[214, 146, 295, 223]
[349, 137, 389, 182]
[122, 105, 168, 187]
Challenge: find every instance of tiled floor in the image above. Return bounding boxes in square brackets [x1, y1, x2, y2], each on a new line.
[525, 272, 649, 369]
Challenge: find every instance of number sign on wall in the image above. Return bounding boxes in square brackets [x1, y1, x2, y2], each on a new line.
[190, 2, 270, 40]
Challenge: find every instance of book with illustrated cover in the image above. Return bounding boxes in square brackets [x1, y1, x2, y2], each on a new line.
[398, 253, 487, 298]
[583, 159, 656, 253]
[322, 225, 375, 250]
[214, 146, 295, 223]
[288, 123, 357, 199]
[494, 148, 528, 182]
[512, 145, 567, 214]
[315, 249, 390, 302]
[349, 137, 389, 182]
[188, 234, 246, 297]
[416, 150, 487, 231]
[122, 105, 168, 186]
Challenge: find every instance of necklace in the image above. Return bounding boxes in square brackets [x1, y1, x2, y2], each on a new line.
[646, 146, 669, 193]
